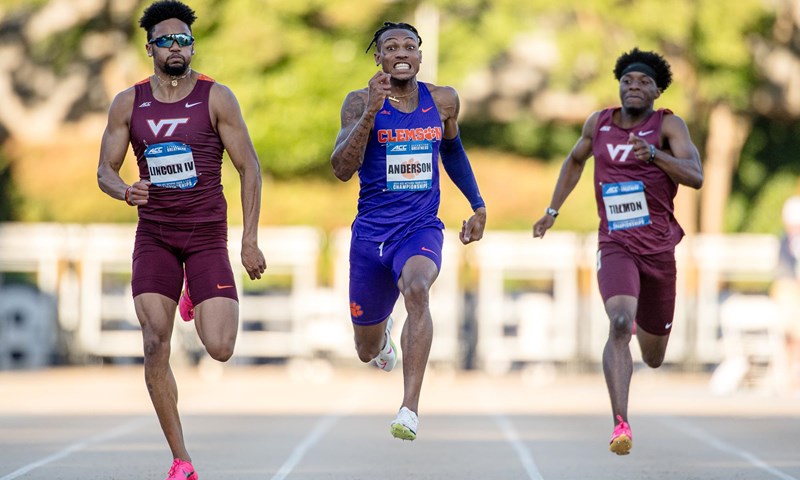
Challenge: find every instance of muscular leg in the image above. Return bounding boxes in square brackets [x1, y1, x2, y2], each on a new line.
[602, 294, 637, 423]
[397, 255, 439, 414]
[194, 297, 239, 362]
[134, 293, 190, 463]
[636, 327, 670, 368]
[353, 320, 389, 363]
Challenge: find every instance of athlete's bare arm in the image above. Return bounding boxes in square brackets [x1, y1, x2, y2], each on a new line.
[210, 83, 266, 280]
[97, 88, 151, 206]
[428, 84, 459, 139]
[654, 114, 703, 189]
[331, 71, 392, 181]
[430, 84, 486, 244]
[533, 111, 599, 238]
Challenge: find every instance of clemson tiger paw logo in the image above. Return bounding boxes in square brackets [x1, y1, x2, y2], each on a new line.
[350, 301, 363, 318]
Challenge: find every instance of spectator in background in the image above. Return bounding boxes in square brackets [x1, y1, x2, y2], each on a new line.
[772, 195, 800, 389]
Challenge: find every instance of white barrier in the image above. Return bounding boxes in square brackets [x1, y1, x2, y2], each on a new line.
[692, 234, 780, 364]
[0, 223, 65, 296]
[709, 293, 788, 394]
[583, 234, 691, 364]
[228, 226, 322, 361]
[328, 228, 465, 367]
[470, 231, 581, 373]
[0, 222, 787, 374]
[0, 223, 323, 362]
[76, 224, 141, 358]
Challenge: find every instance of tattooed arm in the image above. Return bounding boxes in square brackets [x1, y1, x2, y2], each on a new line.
[331, 71, 392, 181]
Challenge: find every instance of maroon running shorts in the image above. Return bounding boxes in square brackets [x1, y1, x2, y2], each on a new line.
[596, 240, 676, 336]
[132, 218, 238, 305]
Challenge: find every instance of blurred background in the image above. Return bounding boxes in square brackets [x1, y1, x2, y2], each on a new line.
[1, 0, 799, 397]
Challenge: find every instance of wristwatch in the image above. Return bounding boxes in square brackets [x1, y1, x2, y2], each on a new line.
[545, 207, 559, 218]
[647, 144, 656, 164]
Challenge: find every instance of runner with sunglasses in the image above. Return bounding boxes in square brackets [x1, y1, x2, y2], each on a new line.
[97, 1, 266, 478]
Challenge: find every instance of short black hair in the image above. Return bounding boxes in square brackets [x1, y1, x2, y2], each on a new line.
[365, 22, 422, 53]
[613, 47, 673, 92]
[139, 0, 197, 41]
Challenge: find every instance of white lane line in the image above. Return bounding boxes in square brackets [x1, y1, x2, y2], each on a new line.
[0, 417, 148, 480]
[492, 414, 545, 480]
[665, 417, 799, 480]
[268, 413, 342, 480]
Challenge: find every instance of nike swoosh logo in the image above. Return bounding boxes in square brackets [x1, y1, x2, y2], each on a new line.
[185, 101, 203, 108]
[638, 129, 654, 136]
[421, 106, 433, 113]
[216, 284, 235, 289]
[420, 246, 439, 257]
[185, 471, 195, 479]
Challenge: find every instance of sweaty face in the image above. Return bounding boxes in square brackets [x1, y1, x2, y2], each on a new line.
[375, 29, 421, 80]
[147, 18, 193, 76]
[619, 71, 660, 113]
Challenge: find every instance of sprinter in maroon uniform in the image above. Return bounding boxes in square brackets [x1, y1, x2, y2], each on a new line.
[533, 48, 703, 455]
[97, 1, 265, 478]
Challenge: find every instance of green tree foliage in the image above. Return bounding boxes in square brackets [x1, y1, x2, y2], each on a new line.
[183, 0, 409, 178]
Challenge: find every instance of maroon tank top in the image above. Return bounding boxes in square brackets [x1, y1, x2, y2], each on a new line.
[592, 107, 684, 255]
[129, 75, 226, 223]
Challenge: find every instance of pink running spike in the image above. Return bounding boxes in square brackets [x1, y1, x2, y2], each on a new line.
[178, 274, 194, 322]
[609, 414, 633, 455]
[165, 458, 198, 480]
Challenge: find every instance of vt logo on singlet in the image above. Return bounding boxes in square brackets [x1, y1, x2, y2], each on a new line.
[607, 144, 634, 162]
[147, 118, 189, 137]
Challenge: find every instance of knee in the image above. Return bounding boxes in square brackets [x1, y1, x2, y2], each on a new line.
[401, 277, 431, 305]
[354, 333, 381, 363]
[142, 331, 171, 359]
[206, 342, 235, 362]
[641, 351, 665, 368]
[354, 343, 378, 363]
[608, 313, 634, 338]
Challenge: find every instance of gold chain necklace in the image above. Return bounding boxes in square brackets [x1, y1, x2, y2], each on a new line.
[154, 67, 192, 87]
[388, 84, 418, 103]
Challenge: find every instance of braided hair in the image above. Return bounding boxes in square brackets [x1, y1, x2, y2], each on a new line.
[613, 47, 673, 92]
[139, 0, 197, 41]
[365, 21, 422, 53]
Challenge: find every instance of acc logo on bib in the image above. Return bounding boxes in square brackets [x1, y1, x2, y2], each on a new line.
[144, 142, 198, 189]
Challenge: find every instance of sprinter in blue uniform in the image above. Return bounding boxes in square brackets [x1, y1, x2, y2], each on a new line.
[331, 22, 487, 441]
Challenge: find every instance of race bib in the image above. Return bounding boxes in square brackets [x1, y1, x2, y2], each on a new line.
[144, 142, 198, 189]
[386, 141, 433, 191]
[602, 181, 651, 231]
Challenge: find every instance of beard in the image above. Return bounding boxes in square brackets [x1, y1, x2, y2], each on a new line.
[163, 59, 189, 76]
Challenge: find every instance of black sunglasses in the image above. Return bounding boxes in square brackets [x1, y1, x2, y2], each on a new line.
[148, 33, 194, 48]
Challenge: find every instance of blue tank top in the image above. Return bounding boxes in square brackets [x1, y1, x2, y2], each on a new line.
[352, 82, 445, 242]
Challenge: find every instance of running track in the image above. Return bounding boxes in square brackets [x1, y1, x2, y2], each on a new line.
[1, 365, 798, 479]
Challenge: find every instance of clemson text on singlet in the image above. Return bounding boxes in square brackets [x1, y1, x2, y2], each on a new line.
[353, 82, 445, 242]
